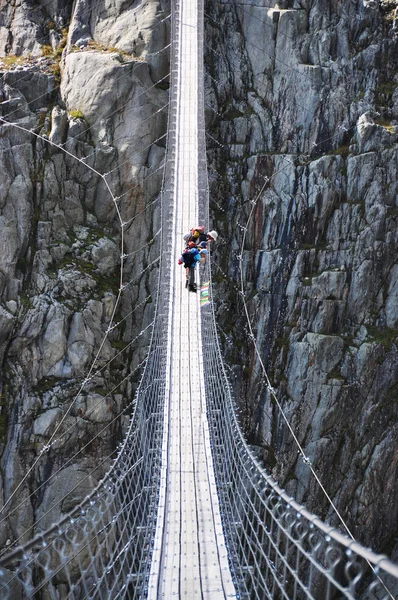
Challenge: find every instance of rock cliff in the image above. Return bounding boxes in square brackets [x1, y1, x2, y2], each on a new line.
[0, 0, 169, 547]
[0, 0, 397, 571]
[206, 0, 398, 557]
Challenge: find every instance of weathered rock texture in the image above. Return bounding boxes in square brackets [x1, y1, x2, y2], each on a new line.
[206, 0, 398, 559]
[0, 0, 168, 548]
[1, 0, 398, 579]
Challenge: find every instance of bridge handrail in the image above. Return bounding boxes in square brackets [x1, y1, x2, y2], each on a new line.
[200, 254, 398, 597]
[0, 3, 178, 597]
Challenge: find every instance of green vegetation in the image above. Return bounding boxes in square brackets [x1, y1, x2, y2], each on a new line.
[383, 382, 398, 405]
[41, 44, 53, 57]
[387, 206, 398, 219]
[57, 27, 69, 54]
[155, 81, 170, 91]
[48, 61, 61, 85]
[0, 55, 30, 68]
[375, 79, 397, 106]
[375, 118, 395, 133]
[91, 387, 107, 397]
[367, 325, 397, 350]
[86, 40, 143, 62]
[41, 25, 68, 58]
[38, 26, 68, 85]
[273, 335, 289, 350]
[95, 271, 120, 298]
[111, 340, 128, 351]
[0, 413, 6, 441]
[87, 40, 107, 52]
[341, 332, 355, 349]
[327, 368, 345, 381]
[49, 253, 120, 300]
[223, 107, 245, 120]
[33, 376, 62, 395]
[69, 109, 84, 120]
[19, 293, 32, 309]
[0, 393, 7, 441]
[330, 145, 350, 159]
[16, 256, 28, 275]
[48, 253, 74, 273]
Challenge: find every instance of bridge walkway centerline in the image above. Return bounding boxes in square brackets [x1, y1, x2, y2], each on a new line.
[147, 0, 236, 597]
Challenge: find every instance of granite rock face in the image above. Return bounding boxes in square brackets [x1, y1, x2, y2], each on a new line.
[0, 0, 168, 548]
[206, 0, 398, 558]
[1, 0, 398, 579]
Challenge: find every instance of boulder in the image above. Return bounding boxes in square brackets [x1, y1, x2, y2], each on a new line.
[91, 238, 119, 276]
[33, 408, 63, 437]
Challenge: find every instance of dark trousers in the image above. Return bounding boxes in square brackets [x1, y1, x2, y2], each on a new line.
[187, 267, 195, 287]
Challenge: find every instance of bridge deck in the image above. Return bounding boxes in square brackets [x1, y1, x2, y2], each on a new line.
[147, 0, 235, 597]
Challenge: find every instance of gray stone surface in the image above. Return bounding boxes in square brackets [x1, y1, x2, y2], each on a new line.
[207, 0, 398, 558]
[0, 0, 397, 579]
[91, 237, 119, 275]
[33, 408, 63, 437]
[0, 0, 167, 556]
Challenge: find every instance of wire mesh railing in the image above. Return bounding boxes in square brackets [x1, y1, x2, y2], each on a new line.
[0, 340, 164, 599]
[0, 5, 178, 600]
[0, 179, 172, 596]
[199, 274, 398, 599]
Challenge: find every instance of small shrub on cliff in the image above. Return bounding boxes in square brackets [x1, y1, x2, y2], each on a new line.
[48, 62, 61, 85]
[375, 118, 395, 133]
[41, 44, 53, 57]
[0, 55, 29, 68]
[69, 109, 84, 120]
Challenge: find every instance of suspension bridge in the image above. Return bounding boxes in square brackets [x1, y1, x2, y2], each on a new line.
[0, 0, 398, 598]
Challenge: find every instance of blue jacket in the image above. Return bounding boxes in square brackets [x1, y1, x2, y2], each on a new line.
[179, 248, 201, 268]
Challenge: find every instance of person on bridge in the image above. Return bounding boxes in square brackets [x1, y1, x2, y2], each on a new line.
[183, 227, 218, 247]
[206, 230, 218, 243]
[183, 226, 206, 246]
[178, 247, 207, 292]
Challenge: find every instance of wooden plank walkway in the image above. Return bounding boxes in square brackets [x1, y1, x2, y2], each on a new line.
[147, 0, 236, 597]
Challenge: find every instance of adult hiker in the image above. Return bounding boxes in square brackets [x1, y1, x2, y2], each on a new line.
[183, 226, 205, 247]
[206, 230, 218, 243]
[183, 227, 218, 247]
[178, 247, 207, 291]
